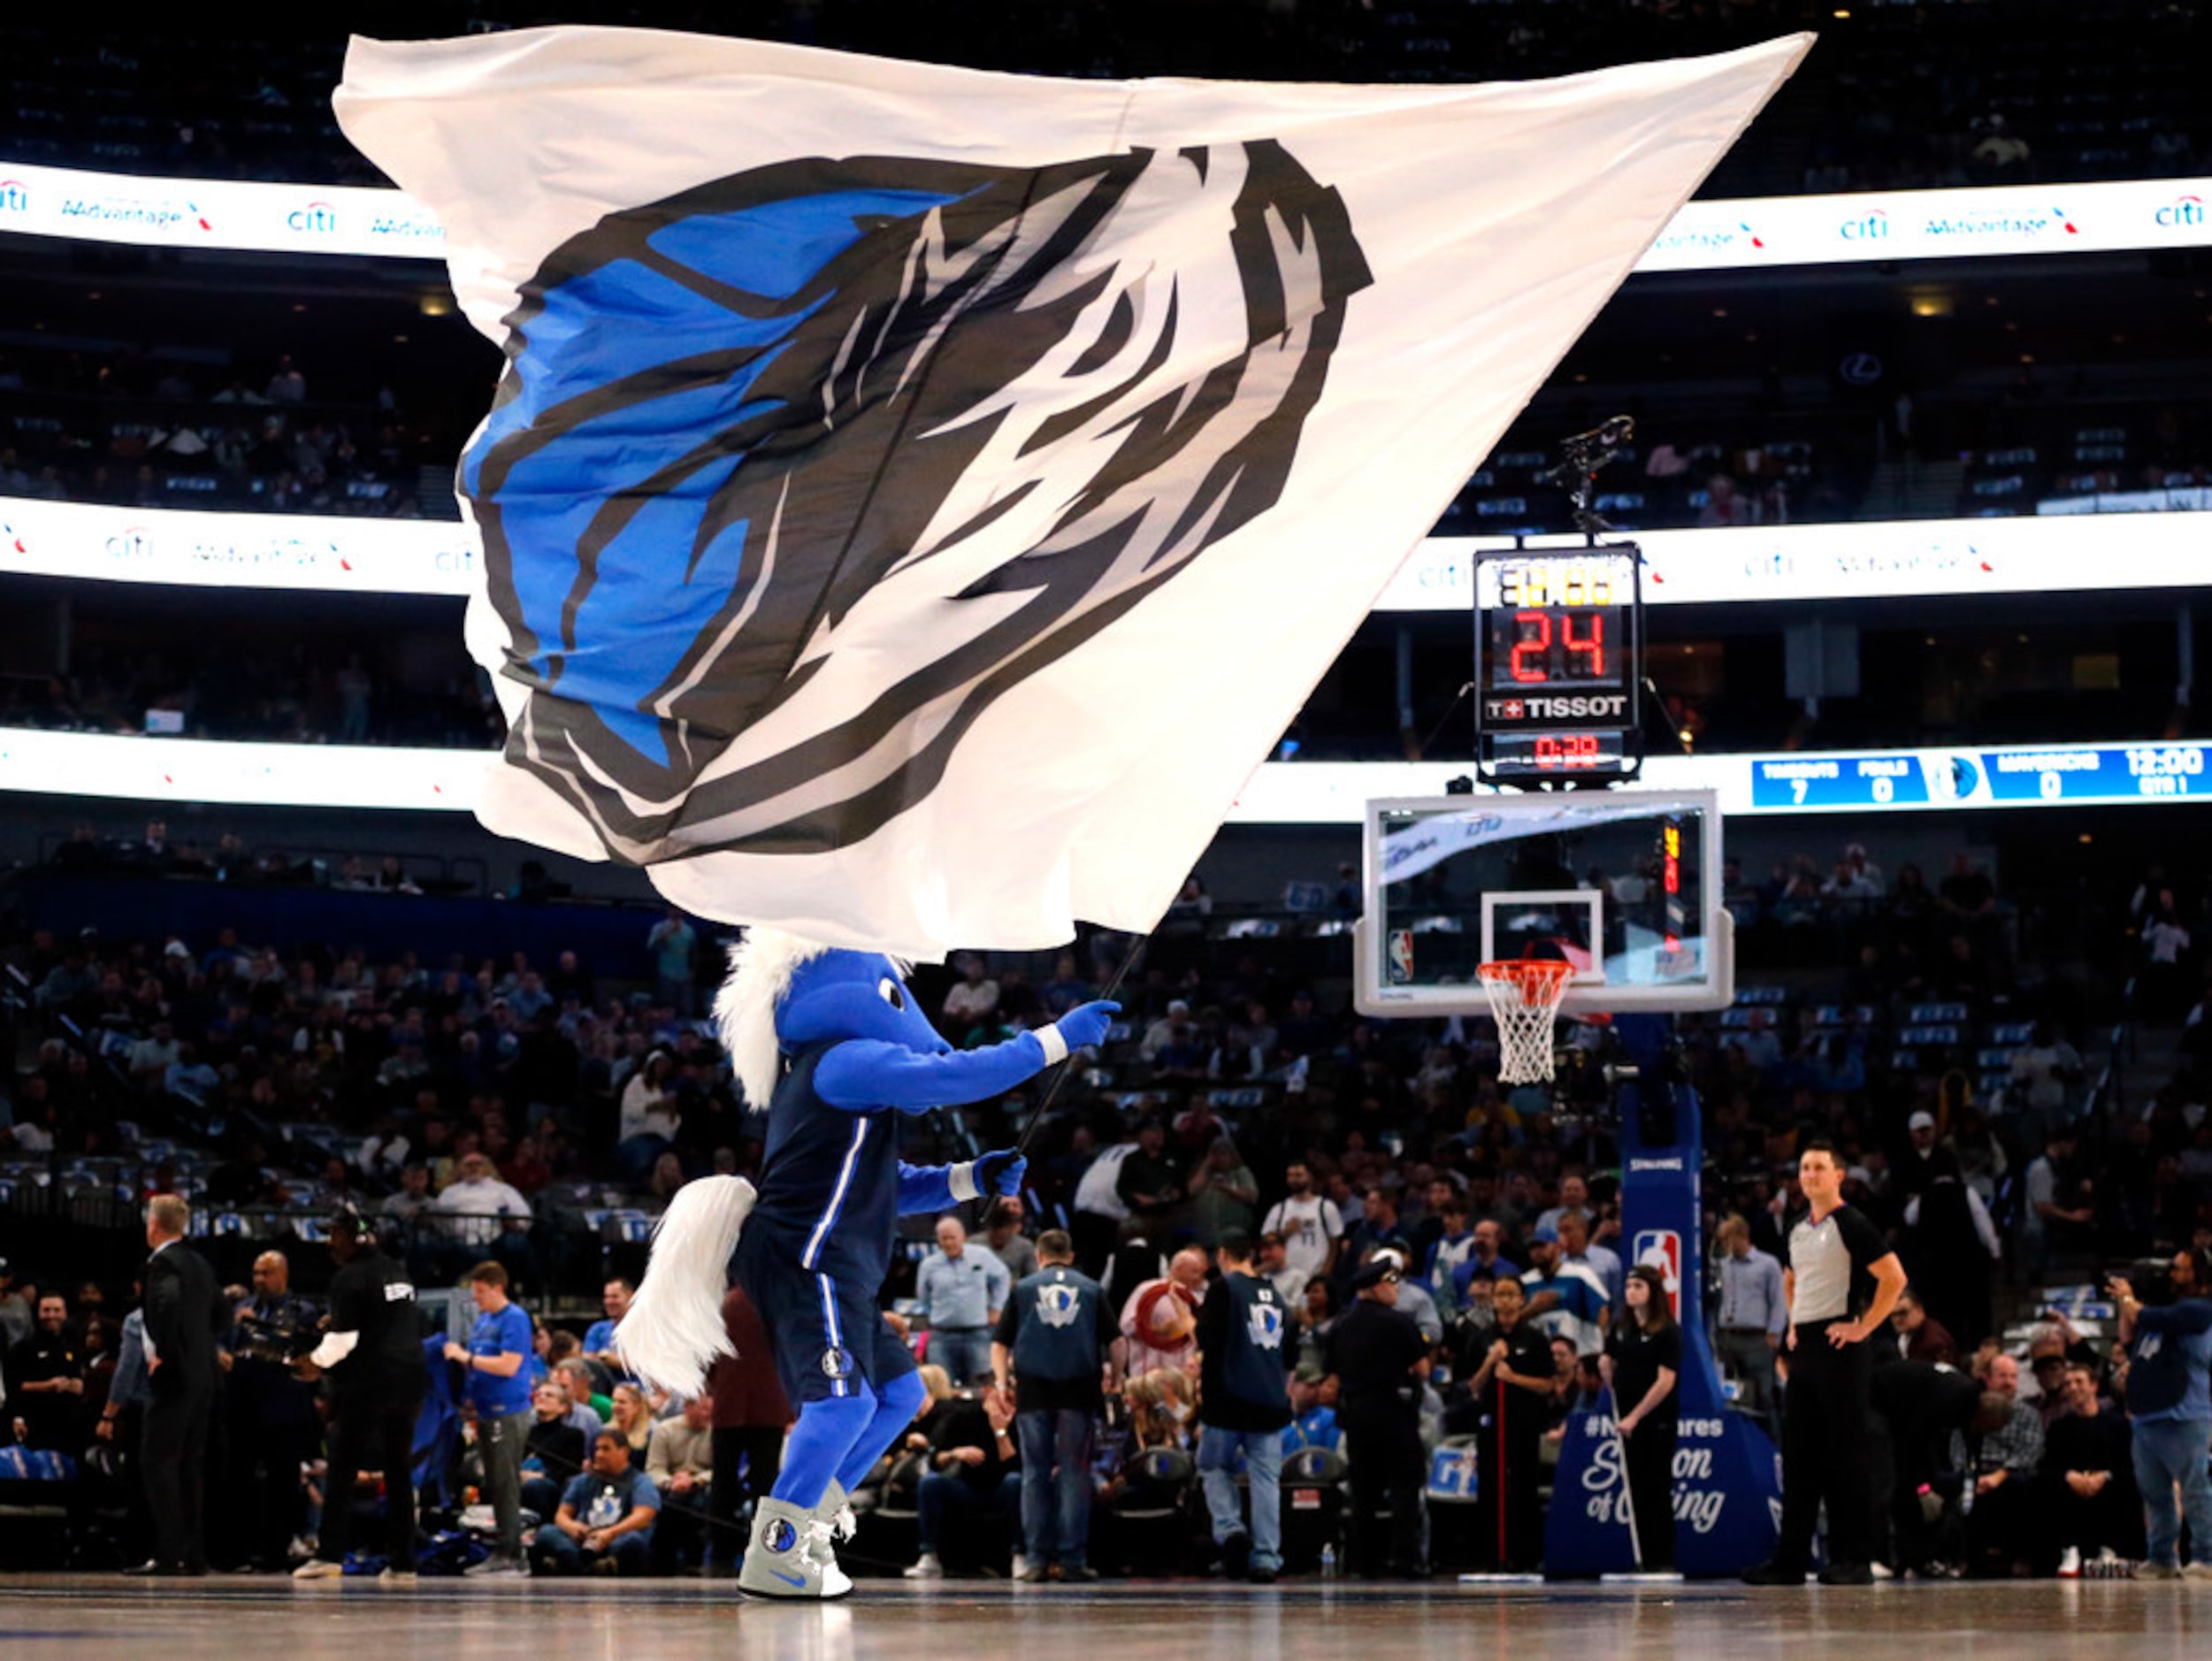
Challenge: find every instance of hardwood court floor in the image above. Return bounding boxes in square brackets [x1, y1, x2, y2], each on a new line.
[4, 1574, 2212, 1660]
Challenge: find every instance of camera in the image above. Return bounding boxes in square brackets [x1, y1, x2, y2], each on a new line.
[237, 1311, 324, 1364]
[2109, 1258, 2176, 1306]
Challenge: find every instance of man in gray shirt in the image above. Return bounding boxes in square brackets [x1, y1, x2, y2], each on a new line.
[980, 1198, 1040, 1283]
[1713, 1213, 1787, 1424]
[1744, 1141, 1906, 1588]
[917, 1215, 1011, 1386]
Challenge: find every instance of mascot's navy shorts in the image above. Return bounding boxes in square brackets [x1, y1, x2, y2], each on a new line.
[735, 1224, 917, 1406]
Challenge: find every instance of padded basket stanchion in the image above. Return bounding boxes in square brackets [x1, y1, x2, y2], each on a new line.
[1478, 959, 1575, 1084]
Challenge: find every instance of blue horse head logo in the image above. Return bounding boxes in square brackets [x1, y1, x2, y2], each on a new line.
[463, 143, 1370, 864]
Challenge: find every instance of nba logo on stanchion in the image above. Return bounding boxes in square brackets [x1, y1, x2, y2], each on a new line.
[1633, 1229, 1682, 1319]
[1387, 930, 1414, 984]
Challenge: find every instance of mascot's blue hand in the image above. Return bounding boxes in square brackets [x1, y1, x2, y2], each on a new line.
[973, 1150, 1028, 1198]
[1055, 1000, 1120, 1052]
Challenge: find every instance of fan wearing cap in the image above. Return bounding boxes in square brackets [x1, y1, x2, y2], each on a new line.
[1322, 1256, 1432, 1578]
[1523, 1221, 1610, 1357]
[292, 1213, 427, 1581]
[1282, 1362, 1342, 1456]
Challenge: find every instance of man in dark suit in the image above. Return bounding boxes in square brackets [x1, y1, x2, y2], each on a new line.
[135, 1193, 223, 1575]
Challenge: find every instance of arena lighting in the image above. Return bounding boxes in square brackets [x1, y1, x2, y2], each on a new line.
[0, 159, 2208, 272]
[4, 731, 2212, 822]
[7, 496, 2210, 609]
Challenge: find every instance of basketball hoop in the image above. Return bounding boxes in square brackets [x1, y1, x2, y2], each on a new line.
[1479, 958, 1576, 1085]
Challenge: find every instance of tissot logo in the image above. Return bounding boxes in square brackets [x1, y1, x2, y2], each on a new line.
[0, 180, 27, 214]
[1484, 693, 1626, 723]
[287, 201, 339, 233]
[2158, 195, 2205, 227]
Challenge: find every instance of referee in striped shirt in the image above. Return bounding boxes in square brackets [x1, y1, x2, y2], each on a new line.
[1744, 1141, 1907, 1586]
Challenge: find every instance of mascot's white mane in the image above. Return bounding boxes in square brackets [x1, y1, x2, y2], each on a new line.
[716, 928, 831, 1112]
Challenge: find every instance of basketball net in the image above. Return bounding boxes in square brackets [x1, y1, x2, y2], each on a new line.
[1478, 958, 1576, 1085]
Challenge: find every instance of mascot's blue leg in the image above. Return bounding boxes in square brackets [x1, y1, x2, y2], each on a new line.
[833, 1367, 929, 1496]
[771, 1389, 878, 1512]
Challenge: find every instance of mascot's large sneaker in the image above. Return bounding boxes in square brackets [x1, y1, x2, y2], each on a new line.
[739, 1497, 853, 1600]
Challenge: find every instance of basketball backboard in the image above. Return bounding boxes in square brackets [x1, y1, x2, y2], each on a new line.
[1353, 788, 1731, 1017]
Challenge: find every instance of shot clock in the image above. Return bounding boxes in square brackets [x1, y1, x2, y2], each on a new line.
[1473, 547, 1643, 785]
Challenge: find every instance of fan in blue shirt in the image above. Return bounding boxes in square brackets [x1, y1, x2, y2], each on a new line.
[582, 1278, 631, 1372]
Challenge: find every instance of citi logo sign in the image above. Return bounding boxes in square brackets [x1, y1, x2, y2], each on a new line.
[287, 201, 339, 233]
[2158, 195, 2205, 227]
[1839, 209, 1888, 241]
[0, 180, 27, 214]
[104, 528, 154, 562]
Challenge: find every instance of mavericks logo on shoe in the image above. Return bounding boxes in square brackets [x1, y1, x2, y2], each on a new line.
[766, 1519, 800, 1555]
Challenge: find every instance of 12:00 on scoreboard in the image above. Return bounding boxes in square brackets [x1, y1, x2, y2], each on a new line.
[1748, 743, 2212, 810]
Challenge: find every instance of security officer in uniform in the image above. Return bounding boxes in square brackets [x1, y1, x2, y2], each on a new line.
[1324, 1257, 1432, 1577]
[292, 1211, 428, 1580]
[1195, 1230, 1295, 1582]
[993, 1229, 1124, 1581]
[1745, 1140, 1907, 1587]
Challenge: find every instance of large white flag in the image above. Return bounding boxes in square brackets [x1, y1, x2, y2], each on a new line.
[335, 27, 1807, 960]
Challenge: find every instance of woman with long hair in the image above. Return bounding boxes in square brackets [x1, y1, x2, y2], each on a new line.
[1123, 1367, 1198, 1451]
[1604, 1263, 1681, 1573]
[608, 1381, 654, 1460]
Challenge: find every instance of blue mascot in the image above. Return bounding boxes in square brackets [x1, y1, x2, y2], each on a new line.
[616, 929, 1116, 1598]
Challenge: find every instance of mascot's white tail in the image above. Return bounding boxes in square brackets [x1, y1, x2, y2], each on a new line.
[614, 1174, 756, 1398]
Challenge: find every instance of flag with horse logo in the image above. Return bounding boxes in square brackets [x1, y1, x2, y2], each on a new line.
[336, 27, 1807, 958]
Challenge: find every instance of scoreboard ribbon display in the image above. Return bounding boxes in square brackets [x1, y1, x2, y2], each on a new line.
[1749, 743, 2212, 811]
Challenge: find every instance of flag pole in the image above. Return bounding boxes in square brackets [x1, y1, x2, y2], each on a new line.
[974, 930, 1146, 1225]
